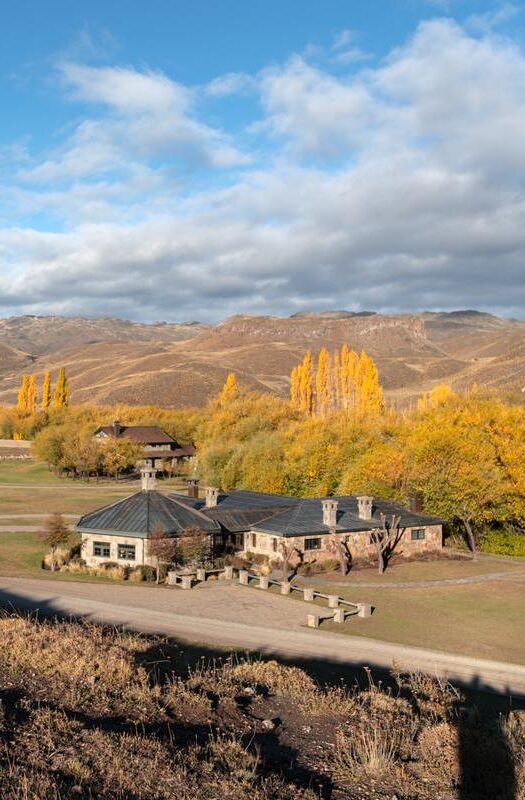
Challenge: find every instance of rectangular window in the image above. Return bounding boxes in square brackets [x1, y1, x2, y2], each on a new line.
[411, 528, 426, 541]
[117, 544, 136, 560]
[304, 537, 322, 551]
[272, 538, 278, 552]
[93, 541, 111, 558]
[251, 533, 257, 548]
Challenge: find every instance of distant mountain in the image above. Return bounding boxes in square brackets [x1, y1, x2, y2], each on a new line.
[0, 310, 523, 408]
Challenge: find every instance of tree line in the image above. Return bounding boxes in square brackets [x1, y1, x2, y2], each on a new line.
[290, 346, 383, 416]
[3, 355, 525, 555]
[16, 368, 69, 416]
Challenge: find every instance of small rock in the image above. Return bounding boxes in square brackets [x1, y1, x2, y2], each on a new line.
[261, 718, 276, 731]
[301, 725, 312, 734]
[242, 686, 255, 696]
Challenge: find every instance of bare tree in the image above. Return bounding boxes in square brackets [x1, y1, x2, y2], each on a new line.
[370, 513, 402, 574]
[148, 524, 179, 583]
[39, 512, 70, 571]
[327, 536, 352, 575]
[278, 540, 301, 582]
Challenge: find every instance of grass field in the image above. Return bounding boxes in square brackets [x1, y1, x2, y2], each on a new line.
[2, 459, 524, 664]
[313, 558, 525, 583]
[0, 459, 186, 514]
[0, 459, 186, 580]
[313, 576, 525, 665]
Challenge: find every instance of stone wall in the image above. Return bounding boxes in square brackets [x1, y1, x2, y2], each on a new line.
[243, 523, 443, 564]
[81, 532, 150, 568]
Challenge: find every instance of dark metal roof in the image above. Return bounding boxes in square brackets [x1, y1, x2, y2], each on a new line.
[96, 425, 176, 445]
[170, 489, 444, 537]
[76, 490, 220, 538]
[253, 496, 444, 537]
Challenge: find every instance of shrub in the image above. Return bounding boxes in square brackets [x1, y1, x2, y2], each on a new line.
[481, 529, 525, 558]
[319, 558, 340, 573]
[225, 555, 251, 570]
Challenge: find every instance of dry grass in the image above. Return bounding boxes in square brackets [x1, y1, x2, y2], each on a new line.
[0, 612, 523, 800]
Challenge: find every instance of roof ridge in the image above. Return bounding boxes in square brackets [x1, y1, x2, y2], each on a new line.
[169, 496, 221, 529]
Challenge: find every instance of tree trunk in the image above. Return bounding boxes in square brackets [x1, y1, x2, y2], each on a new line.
[377, 550, 385, 574]
[463, 518, 477, 561]
[156, 561, 160, 584]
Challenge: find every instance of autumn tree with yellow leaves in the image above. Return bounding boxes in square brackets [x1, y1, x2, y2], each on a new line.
[53, 367, 70, 410]
[41, 371, 52, 410]
[220, 372, 239, 403]
[290, 346, 383, 417]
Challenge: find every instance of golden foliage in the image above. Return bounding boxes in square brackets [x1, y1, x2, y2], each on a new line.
[290, 345, 383, 417]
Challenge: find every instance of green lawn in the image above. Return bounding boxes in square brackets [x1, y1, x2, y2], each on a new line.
[314, 577, 525, 666]
[0, 530, 131, 583]
[312, 558, 524, 584]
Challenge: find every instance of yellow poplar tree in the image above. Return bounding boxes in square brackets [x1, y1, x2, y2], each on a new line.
[16, 374, 30, 414]
[53, 367, 70, 410]
[290, 365, 301, 410]
[299, 352, 313, 415]
[315, 347, 332, 417]
[340, 345, 359, 413]
[41, 371, 52, 410]
[332, 349, 341, 411]
[356, 351, 383, 414]
[27, 374, 37, 415]
[220, 372, 238, 403]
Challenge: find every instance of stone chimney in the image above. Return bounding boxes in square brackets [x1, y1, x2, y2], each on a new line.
[409, 491, 424, 513]
[141, 467, 156, 492]
[187, 478, 199, 499]
[113, 419, 121, 437]
[322, 499, 338, 529]
[205, 486, 219, 508]
[357, 495, 373, 520]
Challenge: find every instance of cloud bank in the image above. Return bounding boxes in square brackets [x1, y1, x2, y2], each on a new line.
[1, 18, 525, 321]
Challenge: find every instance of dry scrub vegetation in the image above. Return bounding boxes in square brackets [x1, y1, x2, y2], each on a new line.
[0, 613, 523, 800]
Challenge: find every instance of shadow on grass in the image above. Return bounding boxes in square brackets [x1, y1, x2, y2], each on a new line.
[0, 584, 523, 799]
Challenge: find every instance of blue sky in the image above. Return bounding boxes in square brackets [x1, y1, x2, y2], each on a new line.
[1, 1, 525, 321]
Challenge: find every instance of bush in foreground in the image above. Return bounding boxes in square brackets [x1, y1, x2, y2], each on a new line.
[0, 613, 523, 799]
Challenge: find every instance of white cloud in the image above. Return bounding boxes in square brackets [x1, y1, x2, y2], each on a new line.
[19, 63, 250, 183]
[2, 18, 525, 321]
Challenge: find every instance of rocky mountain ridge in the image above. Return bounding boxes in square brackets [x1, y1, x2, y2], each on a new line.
[0, 310, 523, 407]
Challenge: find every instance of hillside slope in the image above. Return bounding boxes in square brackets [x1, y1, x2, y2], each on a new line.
[0, 310, 523, 407]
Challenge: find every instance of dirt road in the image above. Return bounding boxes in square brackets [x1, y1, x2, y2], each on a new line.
[1, 576, 524, 697]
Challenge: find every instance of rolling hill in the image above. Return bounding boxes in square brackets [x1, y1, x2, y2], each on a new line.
[0, 310, 523, 408]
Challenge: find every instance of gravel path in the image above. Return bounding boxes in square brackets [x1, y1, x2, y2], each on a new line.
[1, 576, 524, 697]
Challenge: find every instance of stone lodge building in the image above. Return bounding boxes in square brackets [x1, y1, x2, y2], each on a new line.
[77, 472, 444, 569]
